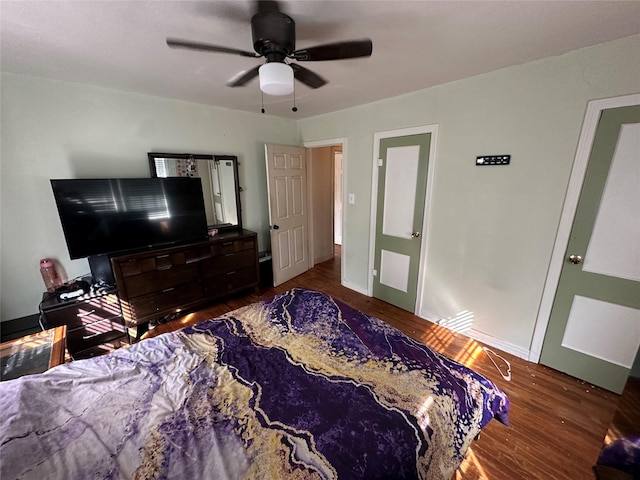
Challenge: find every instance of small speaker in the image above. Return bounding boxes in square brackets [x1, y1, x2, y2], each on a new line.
[88, 254, 115, 286]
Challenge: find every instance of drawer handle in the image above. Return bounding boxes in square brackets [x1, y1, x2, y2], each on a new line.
[226, 271, 236, 276]
[77, 310, 96, 318]
[80, 317, 116, 327]
[222, 242, 233, 246]
[225, 253, 236, 257]
[187, 256, 208, 264]
[82, 332, 103, 340]
[156, 254, 170, 259]
[162, 287, 175, 293]
[157, 265, 172, 271]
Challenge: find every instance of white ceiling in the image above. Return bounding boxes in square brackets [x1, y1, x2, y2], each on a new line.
[2, 1, 639, 119]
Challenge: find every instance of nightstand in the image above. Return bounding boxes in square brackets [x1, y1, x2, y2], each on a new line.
[39, 287, 129, 359]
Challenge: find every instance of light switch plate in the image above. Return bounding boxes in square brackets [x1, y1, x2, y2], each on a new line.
[348, 193, 355, 204]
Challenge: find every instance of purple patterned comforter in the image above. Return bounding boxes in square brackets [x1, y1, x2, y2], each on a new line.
[0, 289, 509, 479]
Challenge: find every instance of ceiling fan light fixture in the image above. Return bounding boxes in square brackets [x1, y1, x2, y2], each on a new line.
[259, 63, 294, 96]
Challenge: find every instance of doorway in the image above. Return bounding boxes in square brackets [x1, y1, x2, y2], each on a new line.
[308, 145, 340, 264]
[304, 139, 347, 285]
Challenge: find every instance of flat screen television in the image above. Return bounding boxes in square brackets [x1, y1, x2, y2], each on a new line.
[51, 177, 209, 260]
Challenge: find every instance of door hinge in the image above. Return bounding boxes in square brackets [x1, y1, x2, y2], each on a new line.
[377, 158, 383, 167]
[372, 269, 378, 277]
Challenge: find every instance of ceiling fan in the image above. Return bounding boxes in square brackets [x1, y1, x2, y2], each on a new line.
[167, 1, 372, 96]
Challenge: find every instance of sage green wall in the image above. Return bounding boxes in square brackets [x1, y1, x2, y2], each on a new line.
[2, 34, 638, 357]
[0, 73, 297, 321]
[297, 34, 640, 354]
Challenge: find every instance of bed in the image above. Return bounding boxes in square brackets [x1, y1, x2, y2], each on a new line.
[0, 288, 509, 480]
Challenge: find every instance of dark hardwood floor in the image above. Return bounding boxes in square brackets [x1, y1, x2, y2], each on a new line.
[143, 247, 621, 480]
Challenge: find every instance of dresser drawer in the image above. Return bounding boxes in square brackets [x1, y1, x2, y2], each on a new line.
[184, 246, 212, 264]
[123, 282, 203, 323]
[201, 249, 256, 278]
[121, 264, 200, 299]
[210, 238, 255, 257]
[202, 267, 258, 296]
[117, 251, 188, 277]
[43, 295, 121, 330]
[66, 318, 127, 353]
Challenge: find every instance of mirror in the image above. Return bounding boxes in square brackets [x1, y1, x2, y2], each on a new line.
[148, 152, 242, 231]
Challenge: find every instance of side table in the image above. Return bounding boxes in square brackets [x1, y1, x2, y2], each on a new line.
[0, 326, 67, 381]
[39, 287, 128, 359]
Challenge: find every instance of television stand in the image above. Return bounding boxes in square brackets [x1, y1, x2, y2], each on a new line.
[110, 229, 259, 339]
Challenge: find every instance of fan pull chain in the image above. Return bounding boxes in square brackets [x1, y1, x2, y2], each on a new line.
[292, 83, 298, 112]
[261, 91, 265, 114]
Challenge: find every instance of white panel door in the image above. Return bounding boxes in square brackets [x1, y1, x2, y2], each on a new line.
[265, 144, 309, 286]
[334, 151, 343, 245]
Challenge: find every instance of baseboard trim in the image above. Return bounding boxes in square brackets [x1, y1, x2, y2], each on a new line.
[418, 309, 530, 360]
[341, 280, 368, 296]
[467, 329, 530, 360]
[1, 313, 41, 342]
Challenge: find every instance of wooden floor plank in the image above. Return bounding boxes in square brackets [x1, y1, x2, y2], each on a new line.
[143, 249, 621, 480]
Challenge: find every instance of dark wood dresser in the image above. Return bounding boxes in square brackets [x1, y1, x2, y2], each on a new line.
[111, 229, 259, 336]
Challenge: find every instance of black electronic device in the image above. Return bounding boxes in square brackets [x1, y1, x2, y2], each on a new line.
[56, 279, 90, 301]
[88, 253, 116, 285]
[51, 177, 209, 260]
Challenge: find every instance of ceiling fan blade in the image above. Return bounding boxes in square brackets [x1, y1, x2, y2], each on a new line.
[167, 38, 260, 58]
[227, 65, 261, 87]
[290, 39, 372, 62]
[290, 63, 327, 89]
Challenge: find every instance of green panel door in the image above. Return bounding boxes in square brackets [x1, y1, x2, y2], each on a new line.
[540, 105, 640, 394]
[372, 134, 431, 312]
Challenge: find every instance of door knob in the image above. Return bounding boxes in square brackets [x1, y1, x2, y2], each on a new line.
[272, 225, 280, 230]
[411, 232, 421, 238]
[568, 254, 582, 264]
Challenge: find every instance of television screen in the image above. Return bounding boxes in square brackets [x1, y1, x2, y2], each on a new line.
[51, 178, 209, 259]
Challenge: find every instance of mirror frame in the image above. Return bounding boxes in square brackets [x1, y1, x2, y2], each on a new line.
[147, 152, 242, 232]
